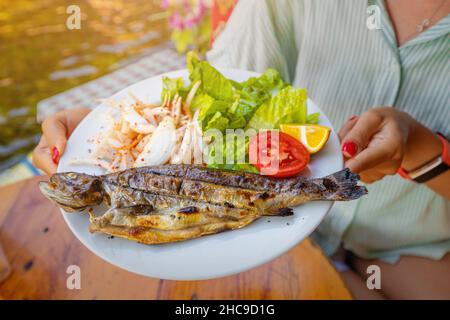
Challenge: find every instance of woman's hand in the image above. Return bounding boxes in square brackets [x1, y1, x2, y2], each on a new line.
[32, 107, 91, 175]
[339, 107, 443, 184]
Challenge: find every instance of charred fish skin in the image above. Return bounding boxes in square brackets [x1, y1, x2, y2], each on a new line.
[105, 167, 281, 212]
[101, 181, 262, 221]
[106, 166, 299, 213]
[106, 166, 367, 214]
[114, 164, 302, 192]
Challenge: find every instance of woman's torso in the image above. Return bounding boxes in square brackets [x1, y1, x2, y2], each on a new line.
[208, 0, 450, 258]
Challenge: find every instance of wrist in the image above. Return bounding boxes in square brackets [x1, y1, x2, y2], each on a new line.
[401, 120, 442, 172]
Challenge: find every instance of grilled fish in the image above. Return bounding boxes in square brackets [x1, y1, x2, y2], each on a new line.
[40, 165, 367, 213]
[39, 165, 367, 244]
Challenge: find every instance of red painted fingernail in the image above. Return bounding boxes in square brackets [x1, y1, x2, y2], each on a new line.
[342, 141, 358, 157]
[51, 147, 60, 165]
[349, 115, 357, 121]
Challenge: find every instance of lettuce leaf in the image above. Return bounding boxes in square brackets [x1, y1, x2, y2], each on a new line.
[194, 97, 229, 131]
[187, 51, 234, 102]
[247, 86, 308, 130]
[207, 162, 258, 173]
[228, 115, 247, 129]
[306, 112, 320, 124]
[199, 100, 228, 123]
[228, 69, 288, 125]
[204, 112, 229, 132]
[190, 93, 214, 113]
[228, 98, 257, 122]
[240, 68, 287, 92]
[206, 135, 258, 173]
[161, 76, 188, 101]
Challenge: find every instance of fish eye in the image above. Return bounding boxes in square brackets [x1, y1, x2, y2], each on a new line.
[67, 173, 77, 179]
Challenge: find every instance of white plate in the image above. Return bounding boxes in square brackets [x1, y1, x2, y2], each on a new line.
[58, 68, 343, 280]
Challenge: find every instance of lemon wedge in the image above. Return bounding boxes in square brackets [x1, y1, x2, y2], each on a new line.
[280, 124, 331, 154]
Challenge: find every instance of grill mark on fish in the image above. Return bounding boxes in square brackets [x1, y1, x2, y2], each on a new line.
[128, 226, 146, 236]
[255, 192, 271, 200]
[276, 208, 294, 216]
[223, 202, 235, 208]
[117, 205, 154, 215]
[178, 206, 198, 214]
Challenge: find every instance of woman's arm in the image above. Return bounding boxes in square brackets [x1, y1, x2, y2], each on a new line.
[339, 107, 450, 199]
[400, 119, 449, 198]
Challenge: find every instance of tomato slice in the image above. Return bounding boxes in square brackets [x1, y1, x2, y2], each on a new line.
[249, 130, 310, 178]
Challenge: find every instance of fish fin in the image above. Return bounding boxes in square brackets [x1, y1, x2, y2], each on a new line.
[319, 169, 368, 201]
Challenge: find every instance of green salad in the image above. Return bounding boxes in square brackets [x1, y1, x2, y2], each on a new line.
[161, 51, 320, 172]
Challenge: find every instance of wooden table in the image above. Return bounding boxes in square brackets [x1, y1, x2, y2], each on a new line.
[0, 176, 351, 299]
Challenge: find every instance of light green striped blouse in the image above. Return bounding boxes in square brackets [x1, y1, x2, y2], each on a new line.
[208, 0, 450, 263]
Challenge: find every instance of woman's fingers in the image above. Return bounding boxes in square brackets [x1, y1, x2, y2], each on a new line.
[41, 111, 69, 160]
[345, 139, 402, 174]
[32, 136, 57, 175]
[338, 107, 411, 181]
[340, 111, 383, 158]
[65, 108, 91, 134]
[338, 115, 358, 141]
[345, 145, 386, 173]
[357, 160, 400, 183]
[34, 108, 91, 173]
[40, 108, 91, 162]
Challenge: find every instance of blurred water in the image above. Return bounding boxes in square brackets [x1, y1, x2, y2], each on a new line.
[0, 0, 170, 171]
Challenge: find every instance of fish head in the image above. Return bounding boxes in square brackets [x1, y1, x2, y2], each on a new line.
[39, 172, 103, 212]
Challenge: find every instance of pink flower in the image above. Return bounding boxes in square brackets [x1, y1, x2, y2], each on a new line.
[161, 0, 169, 9]
[183, 0, 192, 11]
[184, 17, 196, 28]
[169, 12, 184, 29]
[198, 0, 207, 15]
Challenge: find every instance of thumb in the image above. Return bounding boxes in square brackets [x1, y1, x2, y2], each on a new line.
[341, 112, 383, 158]
[41, 112, 68, 155]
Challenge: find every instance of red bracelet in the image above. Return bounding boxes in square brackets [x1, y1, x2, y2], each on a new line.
[397, 132, 449, 183]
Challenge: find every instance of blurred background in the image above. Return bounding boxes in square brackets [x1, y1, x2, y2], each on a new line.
[0, 0, 237, 184]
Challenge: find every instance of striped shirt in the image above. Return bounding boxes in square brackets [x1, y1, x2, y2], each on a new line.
[208, 0, 450, 262]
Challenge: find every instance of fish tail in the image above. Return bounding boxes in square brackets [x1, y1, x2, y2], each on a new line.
[314, 169, 367, 201]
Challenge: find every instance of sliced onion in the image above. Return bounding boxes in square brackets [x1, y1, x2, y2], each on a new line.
[122, 103, 155, 134]
[134, 116, 176, 167]
[107, 138, 123, 149]
[185, 80, 201, 108]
